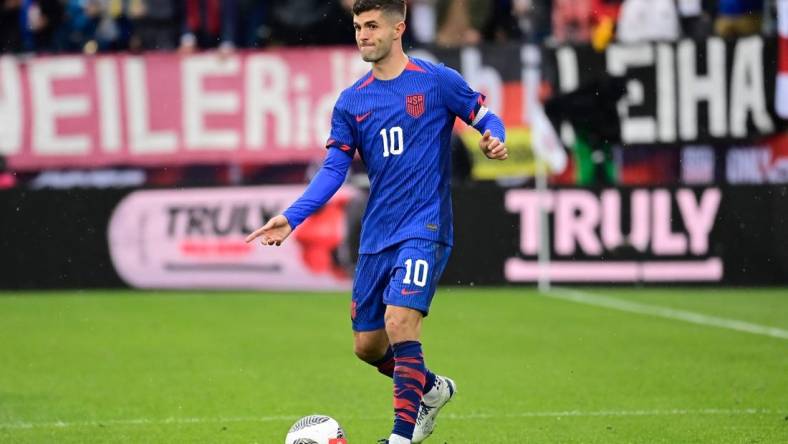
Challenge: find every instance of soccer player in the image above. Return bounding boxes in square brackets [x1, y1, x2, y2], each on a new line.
[245, 1, 507, 442]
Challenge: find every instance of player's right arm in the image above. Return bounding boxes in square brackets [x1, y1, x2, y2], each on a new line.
[246, 98, 357, 247]
[245, 149, 352, 246]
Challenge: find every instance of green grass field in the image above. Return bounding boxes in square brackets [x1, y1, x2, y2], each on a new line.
[0, 287, 786, 443]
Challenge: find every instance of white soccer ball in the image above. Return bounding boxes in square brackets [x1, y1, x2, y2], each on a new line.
[284, 415, 347, 444]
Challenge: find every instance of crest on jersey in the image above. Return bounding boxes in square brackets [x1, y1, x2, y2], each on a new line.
[406, 94, 425, 118]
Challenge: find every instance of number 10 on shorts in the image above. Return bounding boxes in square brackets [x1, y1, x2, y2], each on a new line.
[403, 259, 429, 287]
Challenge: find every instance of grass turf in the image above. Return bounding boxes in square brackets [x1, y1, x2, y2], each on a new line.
[0, 287, 786, 443]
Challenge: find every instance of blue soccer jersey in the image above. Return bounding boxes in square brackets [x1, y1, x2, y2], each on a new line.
[326, 57, 486, 254]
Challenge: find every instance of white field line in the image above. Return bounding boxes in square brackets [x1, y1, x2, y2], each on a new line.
[444, 408, 779, 420]
[548, 287, 788, 340]
[0, 408, 778, 430]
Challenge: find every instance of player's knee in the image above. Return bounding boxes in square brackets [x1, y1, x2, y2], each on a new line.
[353, 339, 384, 363]
[384, 315, 418, 343]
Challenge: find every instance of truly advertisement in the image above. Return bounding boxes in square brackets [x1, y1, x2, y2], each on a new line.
[1, 185, 785, 289]
[107, 186, 357, 290]
[504, 188, 724, 283]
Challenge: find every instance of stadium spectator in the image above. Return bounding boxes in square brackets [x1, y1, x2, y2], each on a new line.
[59, 0, 99, 52]
[480, 0, 524, 43]
[551, 0, 623, 47]
[179, 0, 238, 53]
[545, 76, 626, 185]
[435, 0, 492, 47]
[128, 0, 180, 51]
[551, 0, 594, 43]
[676, 0, 715, 39]
[91, 0, 132, 51]
[19, 0, 64, 52]
[509, 0, 553, 43]
[0, 0, 22, 53]
[266, 0, 355, 46]
[715, 0, 764, 37]
[60, 0, 131, 53]
[409, 0, 438, 44]
[617, 0, 681, 43]
[235, 0, 270, 48]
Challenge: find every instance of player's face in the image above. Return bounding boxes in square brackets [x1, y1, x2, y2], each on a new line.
[353, 10, 401, 63]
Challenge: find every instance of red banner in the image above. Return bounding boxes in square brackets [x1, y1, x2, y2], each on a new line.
[0, 49, 372, 170]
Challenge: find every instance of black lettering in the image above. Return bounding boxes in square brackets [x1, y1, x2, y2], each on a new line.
[204, 207, 221, 235]
[167, 207, 183, 237]
[186, 208, 207, 236]
[213, 206, 238, 236]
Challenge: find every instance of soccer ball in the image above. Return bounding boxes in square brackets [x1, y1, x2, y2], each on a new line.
[284, 415, 347, 444]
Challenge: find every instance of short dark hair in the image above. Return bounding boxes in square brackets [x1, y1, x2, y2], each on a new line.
[352, 0, 406, 19]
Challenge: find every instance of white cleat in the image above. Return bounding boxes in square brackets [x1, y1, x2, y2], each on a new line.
[412, 375, 456, 443]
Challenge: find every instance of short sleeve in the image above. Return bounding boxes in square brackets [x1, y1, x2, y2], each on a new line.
[437, 64, 486, 125]
[325, 97, 357, 158]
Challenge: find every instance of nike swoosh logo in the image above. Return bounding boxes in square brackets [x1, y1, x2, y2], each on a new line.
[401, 289, 422, 296]
[356, 112, 372, 123]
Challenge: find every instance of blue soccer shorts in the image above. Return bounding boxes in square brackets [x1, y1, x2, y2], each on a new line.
[350, 238, 452, 332]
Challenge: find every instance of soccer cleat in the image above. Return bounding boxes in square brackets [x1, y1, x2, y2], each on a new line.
[380, 435, 410, 444]
[378, 437, 411, 444]
[412, 375, 457, 443]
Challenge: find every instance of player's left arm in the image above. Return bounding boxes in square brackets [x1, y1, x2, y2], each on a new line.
[438, 64, 508, 161]
[472, 107, 508, 161]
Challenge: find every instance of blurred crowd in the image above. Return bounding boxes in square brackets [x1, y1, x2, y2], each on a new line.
[0, 0, 780, 55]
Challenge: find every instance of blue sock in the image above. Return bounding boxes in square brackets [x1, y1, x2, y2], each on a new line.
[370, 347, 395, 376]
[370, 346, 436, 394]
[391, 341, 427, 440]
[423, 366, 436, 394]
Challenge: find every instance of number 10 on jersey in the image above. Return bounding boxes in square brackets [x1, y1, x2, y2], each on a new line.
[380, 127, 404, 157]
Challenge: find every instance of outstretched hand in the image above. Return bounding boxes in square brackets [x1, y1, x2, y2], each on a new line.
[245, 215, 293, 247]
[479, 130, 508, 160]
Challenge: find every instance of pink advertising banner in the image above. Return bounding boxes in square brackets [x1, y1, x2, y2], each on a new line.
[108, 185, 358, 290]
[0, 49, 371, 170]
[503, 188, 725, 282]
